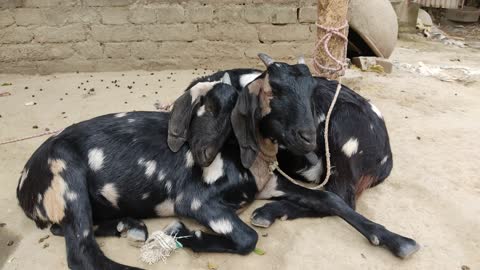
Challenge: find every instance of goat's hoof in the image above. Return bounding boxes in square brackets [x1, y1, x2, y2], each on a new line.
[394, 238, 420, 259]
[250, 214, 272, 228]
[164, 220, 187, 236]
[116, 220, 148, 247]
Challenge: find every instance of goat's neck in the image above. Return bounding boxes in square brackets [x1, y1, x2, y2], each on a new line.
[249, 130, 278, 191]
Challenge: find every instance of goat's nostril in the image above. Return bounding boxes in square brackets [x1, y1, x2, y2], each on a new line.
[298, 130, 315, 144]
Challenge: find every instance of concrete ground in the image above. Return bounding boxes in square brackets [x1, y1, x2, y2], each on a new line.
[1, 38, 479, 270]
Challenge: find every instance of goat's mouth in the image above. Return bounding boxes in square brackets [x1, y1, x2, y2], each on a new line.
[283, 135, 317, 155]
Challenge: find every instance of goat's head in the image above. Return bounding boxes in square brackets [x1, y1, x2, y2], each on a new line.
[232, 53, 318, 168]
[168, 73, 238, 166]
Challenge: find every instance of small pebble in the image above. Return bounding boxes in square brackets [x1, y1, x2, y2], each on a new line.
[32, 95, 35, 97]
[124, 101, 128, 104]
[7, 240, 14, 246]
[416, 136, 421, 140]
[45, 128, 50, 131]
[0, 223, 6, 227]
[65, 93, 68, 95]
[39, 89, 43, 91]
[32, 125, 38, 129]
[261, 233, 268, 237]
[24, 86, 28, 89]
[142, 95, 146, 98]
[150, 73, 154, 75]
[61, 112, 66, 114]
[361, 253, 366, 259]
[38, 235, 50, 243]
[43, 243, 49, 249]
[60, 98, 63, 101]
[461, 266, 470, 270]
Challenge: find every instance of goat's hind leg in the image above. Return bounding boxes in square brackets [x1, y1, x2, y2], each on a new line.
[61, 169, 142, 270]
[251, 200, 321, 228]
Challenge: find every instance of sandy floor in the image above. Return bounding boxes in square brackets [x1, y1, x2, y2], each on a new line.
[1, 38, 479, 270]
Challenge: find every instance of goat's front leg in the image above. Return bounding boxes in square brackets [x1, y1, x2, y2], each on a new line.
[254, 175, 420, 259]
[169, 202, 258, 255]
[251, 200, 323, 228]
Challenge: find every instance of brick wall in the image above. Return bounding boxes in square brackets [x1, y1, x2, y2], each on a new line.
[0, 0, 317, 74]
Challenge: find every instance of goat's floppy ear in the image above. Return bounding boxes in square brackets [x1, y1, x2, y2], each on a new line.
[168, 91, 194, 152]
[168, 81, 218, 152]
[231, 79, 262, 168]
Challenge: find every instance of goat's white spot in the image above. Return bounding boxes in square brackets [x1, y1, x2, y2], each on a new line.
[381, 155, 389, 165]
[196, 105, 206, 116]
[280, 215, 288, 221]
[141, 193, 150, 200]
[298, 158, 323, 183]
[257, 175, 285, 199]
[117, 221, 125, 232]
[209, 218, 233, 234]
[202, 153, 224, 184]
[115, 112, 127, 118]
[370, 103, 383, 118]
[176, 192, 184, 203]
[194, 230, 202, 238]
[66, 191, 78, 202]
[138, 158, 157, 178]
[279, 144, 287, 149]
[37, 193, 43, 203]
[317, 113, 326, 125]
[191, 198, 202, 211]
[101, 183, 120, 208]
[239, 72, 261, 88]
[370, 124, 374, 130]
[242, 192, 248, 199]
[342, 137, 359, 158]
[88, 148, 104, 172]
[18, 168, 29, 191]
[190, 81, 219, 104]
[83, 229, 90, 237]
[165, 181, 172, 193]
[158, 170, 166, 181]
[127, 118, 135, 123]
[43, 159, 68, 223]
[185, 151, 194, 168]
[155, 199, 175, 216]
[370, 235, 380, 246]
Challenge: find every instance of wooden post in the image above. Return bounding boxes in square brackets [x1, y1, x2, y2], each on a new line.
[315, 0, 349, 80]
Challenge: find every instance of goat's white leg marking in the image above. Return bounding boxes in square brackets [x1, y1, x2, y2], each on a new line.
[88, 148, 104, 172]
[240, 72, 261, 88]
[380, 155, 389, 165]
[202, 153, 224, 184]
[190, 81, 220, 104]
[191, 198, 202, 211]
[43, 159, 68, 222]
[257, 175, 285, 199]
[18, 168, 29, 191]
[196, 105, 206, 116]
[155, 199, 175, 216]
[185, 151, 194, 168]
[209, 218, 233, 234]
[370, 103, 383, 119]
[83, 229, 90, 238]
[194, 230, 202, 238]
[101, 183, 120, 208]
[342, 137, 359, 157]
[298, 157, 323, 183]
[115, 112, 127, 118]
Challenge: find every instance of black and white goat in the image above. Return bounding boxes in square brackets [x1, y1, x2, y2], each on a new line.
[16, 56, 418, 270]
